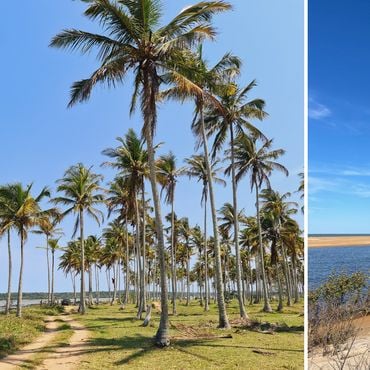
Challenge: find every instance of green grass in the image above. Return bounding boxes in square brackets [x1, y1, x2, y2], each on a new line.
[76, 300, 304, 370]
[0, 305, 63, 359]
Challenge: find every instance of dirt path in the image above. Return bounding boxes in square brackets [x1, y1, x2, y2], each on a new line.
[37, 316, 90, 370]
[0, 316, 61, 370]
[0, 313, 90, 370]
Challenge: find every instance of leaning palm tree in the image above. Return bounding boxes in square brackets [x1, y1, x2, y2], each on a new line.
[184, 154, 225, 311]
[0, 183, 52, 317]
[157, 152, 184, 315]
[230, 133, 288, 312]
[54, 164, 104, 314]
[50, 0, 232, 346]
[207, 80, 267, 319]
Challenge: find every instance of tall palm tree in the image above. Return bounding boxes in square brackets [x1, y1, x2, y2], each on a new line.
[106, 177, 132, 304]
[157, 152, 184, 315]
[0, 186, 15, 315]
[178, 217, 193, 306]
[207, 81, 267, 319]
[217, 202, 248, 317]
[0, 183, 52, 317]
[59, 240, 81, 304]
[54, 163, 104, 314]
[184, 154, 225, 311]
[51, 0, 232, 346]
[34, 214, 62, 304]
[47, 238, 62, 304]
[163, 47, 240, 327]
[231, 134, 288, 312]
[103, 129, 148, 316]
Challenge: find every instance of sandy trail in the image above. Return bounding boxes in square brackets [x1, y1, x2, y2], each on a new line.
[0, 316, 60, 370]
[0, 312, 90, 370]
[37, 316, 90, 370]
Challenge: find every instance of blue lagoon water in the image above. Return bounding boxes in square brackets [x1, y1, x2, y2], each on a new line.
[308, 245, 370, 290]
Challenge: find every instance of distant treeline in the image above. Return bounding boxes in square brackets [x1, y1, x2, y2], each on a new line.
[0, 291, 112, 301]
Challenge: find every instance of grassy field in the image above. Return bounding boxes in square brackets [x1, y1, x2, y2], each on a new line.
[76, 300, 304, 370]
[0, 305, 63, 359]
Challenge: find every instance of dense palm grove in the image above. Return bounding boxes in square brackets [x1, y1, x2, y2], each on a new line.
[0, 0, 303, 348]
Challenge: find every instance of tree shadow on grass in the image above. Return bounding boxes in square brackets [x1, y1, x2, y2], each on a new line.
[173, 340, 304, 353]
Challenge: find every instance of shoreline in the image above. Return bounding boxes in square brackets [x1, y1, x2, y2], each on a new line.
[308, 235, 370, 248]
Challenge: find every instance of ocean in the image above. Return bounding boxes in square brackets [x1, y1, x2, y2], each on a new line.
[308, 245, 370, 290]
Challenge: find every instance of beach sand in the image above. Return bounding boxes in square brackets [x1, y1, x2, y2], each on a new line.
[308, 235, 370, 248]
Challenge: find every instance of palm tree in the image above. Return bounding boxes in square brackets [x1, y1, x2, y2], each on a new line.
[207, 81, 267, 319]
[59, 240, 81, 304]
[106, 177, 132, 304]
[103, 129, 148, 317]
[163, 47, 240, 327]
[297, 172, 304, 213]
[178, 217, 193, 306]
[0, 186, 15, 315]
[51, 0, 232, 346]
[185, 154, 225, 311]
[47, 238, 62, 304]
[0, 183, 52, 317]
[157, 152, 184, 315]
[54, 164, 104, 314]
[34, 214, 62, 304]
[231, 133, 288, 312]
[260, 188, 298, 308]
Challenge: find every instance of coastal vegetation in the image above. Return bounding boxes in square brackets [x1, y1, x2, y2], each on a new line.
[308, 272, 369, 369]
[0, 0, 303, 367]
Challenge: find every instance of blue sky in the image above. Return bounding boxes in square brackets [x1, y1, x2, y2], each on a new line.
[309, 0, 370, 234]
[0, 0, 303, 293]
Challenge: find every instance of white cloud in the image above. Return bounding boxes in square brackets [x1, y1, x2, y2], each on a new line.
[308, 98, 331, 120]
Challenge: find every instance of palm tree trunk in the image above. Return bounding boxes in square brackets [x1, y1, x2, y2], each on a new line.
[51, 249, 55, 304]
[16, 229, 24, 318]
[71, 272, 77, 305]
[46, 234, 51, 304]
[88, 267, 93, 305]
[125, 215, 130, 304]
[281, 242, 292, 306]
[79, 210, 86, 314]
[292, 255, 299, 303]
[141, 182, 147, 310]
[203, 195, 209, 311]
[255, 184, 272, 312]
[230, 125, 248, 319]
[135, 195, 144, 318]
[276, 264, 283, 312]
[5, 229, 12, 315]
[186, 245, 190, 306]
[199, 104, 230, 328]
[170, 196, 177, 315]
[143, 101, 169, 346]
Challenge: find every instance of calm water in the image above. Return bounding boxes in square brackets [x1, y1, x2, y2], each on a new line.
[308, 245, 370, 290]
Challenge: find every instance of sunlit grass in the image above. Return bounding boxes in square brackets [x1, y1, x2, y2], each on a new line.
[0, 305, 63, 359]
[76, 299, 304, 370]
